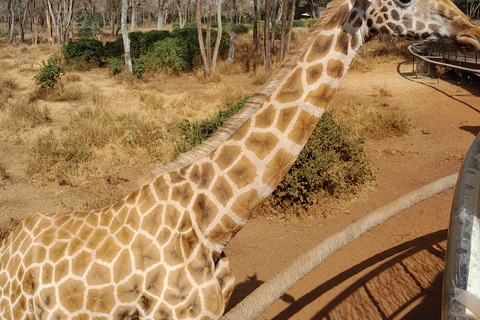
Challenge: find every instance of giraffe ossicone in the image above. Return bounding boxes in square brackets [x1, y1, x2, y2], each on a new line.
[1, 0, 480, 318]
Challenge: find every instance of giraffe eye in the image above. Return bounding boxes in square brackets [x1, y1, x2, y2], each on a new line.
[395, 0, 412, 7]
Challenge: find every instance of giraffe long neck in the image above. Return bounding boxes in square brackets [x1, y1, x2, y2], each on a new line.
[149, 0, 367, 256]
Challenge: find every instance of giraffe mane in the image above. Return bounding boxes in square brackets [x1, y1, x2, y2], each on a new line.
[153, 0, 350, 177]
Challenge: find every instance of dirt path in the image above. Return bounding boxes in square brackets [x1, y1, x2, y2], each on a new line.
[223, 60, 480, 319]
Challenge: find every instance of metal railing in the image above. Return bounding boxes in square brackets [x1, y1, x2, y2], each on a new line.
[409, 43, 480, 76]
[443, 133, 480, 320]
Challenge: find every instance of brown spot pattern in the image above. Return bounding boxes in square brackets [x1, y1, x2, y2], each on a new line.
[327, 59, 344, 79]
[189, 163, 215, 189]
[306, 34, 334, 63]
[227, 156, 256, 189]
[305, 83, 336, 108]
[335, 31, 349, 55]
[212, 176, 233, 206]
[262, 149, 296, 189]
[193, 194, 219, 230]
[287, 111, 320, 145]
[255, 105, 276, 128]
[324, 4, 350, 30]
[275, 68, 304, 103]
[306, 64, 324, 85]
[245, 132, 279, 160]
[231, 189, 259, 219]
[215, 145, 242, 170]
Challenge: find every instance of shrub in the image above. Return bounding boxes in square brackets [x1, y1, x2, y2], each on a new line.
[34, 53, 65, 92]
[271, 112, 373, 208]
[174, 96, 249, 154]
[175, 103, 373, 210]
[62, 39, 105, 62]
[170, 27, 229, 70]
[104, 37, 125, 58]
[292, 20, 304, 27]
[235, 23, 249, 34]
[307, 19, 318, 28]
[152, 38, 188, 75]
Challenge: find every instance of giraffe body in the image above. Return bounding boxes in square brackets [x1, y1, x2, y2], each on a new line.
[2, 0, 480, 318]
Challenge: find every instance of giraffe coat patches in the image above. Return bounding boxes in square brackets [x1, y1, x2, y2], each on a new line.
[275, 68, 304, 103]
[306, 64, 324, 85]
[245, 132, 279, 160]
[193, 194, 219, 230]
[276, 106, 298, 132]
[227, 156, 256, 189]
[307, 34, 335, 63]
[212, 176, 234, 206]
[305, 83, 336, 108]
[215, 145, 242, 170]
[262, 149, 296, 189]
[255, 104, 276, 128]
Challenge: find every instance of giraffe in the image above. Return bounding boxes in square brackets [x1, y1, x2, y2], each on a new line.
[1, 0, 480, 319]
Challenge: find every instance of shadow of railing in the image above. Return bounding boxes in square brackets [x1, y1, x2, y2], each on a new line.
[263, 230, 448, 320]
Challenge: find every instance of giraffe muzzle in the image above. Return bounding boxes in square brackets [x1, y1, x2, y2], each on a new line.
[455, 35, 480, 53]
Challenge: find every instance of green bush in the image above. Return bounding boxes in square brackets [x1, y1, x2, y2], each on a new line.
[62, 39, 105, 62]
[174, 96, 249, 154]
[170, 27, 229, 70]
[307, 19, 318, 28]
[175, 103, 373, 209]
[152, 38, 187, 75]
[107, 57, 124, 75]
[211, 22, 218, 28]
[34, 53, 65, 92]
[271, 112, 373, 208]
[235, 23, 249, 34]
[292, 20, 304, 27]
[104, 37, 125, 58]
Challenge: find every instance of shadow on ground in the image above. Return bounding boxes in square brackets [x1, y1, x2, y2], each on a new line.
[228, 229, 447, 319]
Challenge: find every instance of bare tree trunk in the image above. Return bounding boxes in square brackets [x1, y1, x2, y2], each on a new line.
[210, 0, 222, 73]
[263, 0, 272, 72]
[206, 0, 212, 63]
[131, 0, 138, 31]
[196, 0, 209, 73]
[157, 0, 165, 30]
[279, 0, 287, 61]
[284, 0, 295, 59]
[228, 0, 236, 61]
[253, 0, 258, 51]
[46, 0, 74, 45]
[270, 0, 278, 54]
[121, 0, 133, 79]
[7, 0, 15, 45]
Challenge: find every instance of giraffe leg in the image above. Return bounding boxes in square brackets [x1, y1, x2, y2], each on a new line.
[214, 253, 235, 311]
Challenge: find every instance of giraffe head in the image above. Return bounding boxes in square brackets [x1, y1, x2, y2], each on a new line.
[363, 0, 480, 52]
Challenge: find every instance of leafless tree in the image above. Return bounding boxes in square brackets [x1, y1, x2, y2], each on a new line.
[279, 0, 296, 61]
[157, 0, 166, 29]
[107, 0, 120, 39]
[196, 0, 223, 75]
[263, 0, 271, 72]
[121, 0, 132, 78]
[253, 0, 258, 51]
[46, 0, 74, 45]
[228, 0, 235, 61]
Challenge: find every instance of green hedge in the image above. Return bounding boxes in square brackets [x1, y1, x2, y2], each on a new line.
[62, 39, 105, 62]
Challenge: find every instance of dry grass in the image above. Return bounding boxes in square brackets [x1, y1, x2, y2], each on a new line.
[351, 34, 411, 71]
[328, 85, 411, 139]
[0, 218, 21, 242]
